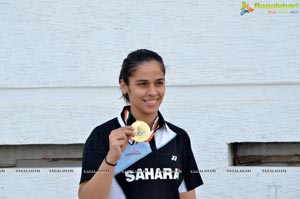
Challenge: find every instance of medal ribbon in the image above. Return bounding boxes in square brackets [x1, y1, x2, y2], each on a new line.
[122, 108, 160, 143]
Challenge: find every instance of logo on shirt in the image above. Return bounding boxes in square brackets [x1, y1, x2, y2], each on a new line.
[171, 155, 177, 161]
[124, 168, 181, 182]
[125, 150, 142, 157]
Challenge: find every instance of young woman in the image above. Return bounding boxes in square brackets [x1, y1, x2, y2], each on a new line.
[78, 49, 203, 199]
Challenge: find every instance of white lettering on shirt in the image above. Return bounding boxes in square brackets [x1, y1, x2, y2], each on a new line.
[124, 168, 180, 182]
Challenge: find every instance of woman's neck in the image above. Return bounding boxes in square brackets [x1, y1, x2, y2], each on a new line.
[130, 110, 158, 127]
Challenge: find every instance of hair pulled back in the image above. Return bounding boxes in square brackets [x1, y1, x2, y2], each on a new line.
[119, 49, 166, 102]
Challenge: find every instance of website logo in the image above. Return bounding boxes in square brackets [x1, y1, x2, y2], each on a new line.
[254, 3, 298, 14]
[240, 2, 254, 16]
[240, 1, 299, 15]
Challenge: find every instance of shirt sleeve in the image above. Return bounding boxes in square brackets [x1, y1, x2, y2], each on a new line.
[79, 127, 109, 184]
[181, 133, 204, 191]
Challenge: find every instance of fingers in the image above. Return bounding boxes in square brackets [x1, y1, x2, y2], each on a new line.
[110, 139, 128, 151]
[122, 126, 135, 137]
[110, 126, 135, 140]
[115, 139, 129, 151]
[108, 126, 134, 161]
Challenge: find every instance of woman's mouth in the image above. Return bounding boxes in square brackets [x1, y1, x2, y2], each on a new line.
[144, 99, 158, 106]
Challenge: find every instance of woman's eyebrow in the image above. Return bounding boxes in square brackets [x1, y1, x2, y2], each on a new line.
[135, 77, 165, 82]
[135, 79, 148, 83]
[157, 78, 165, 81]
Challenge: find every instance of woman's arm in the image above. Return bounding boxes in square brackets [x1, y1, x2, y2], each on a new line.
[78, 157, 116, 199]
[78, 126, 134, 199]
[179, 189, 197, 199]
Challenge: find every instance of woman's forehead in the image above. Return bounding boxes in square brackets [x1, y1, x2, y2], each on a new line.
[132, 61, 164, 75]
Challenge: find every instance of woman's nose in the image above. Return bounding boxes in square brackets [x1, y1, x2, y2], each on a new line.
[148, 85, 158, 95]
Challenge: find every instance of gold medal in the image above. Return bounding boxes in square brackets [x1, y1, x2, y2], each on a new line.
[131, 121, 151, 142]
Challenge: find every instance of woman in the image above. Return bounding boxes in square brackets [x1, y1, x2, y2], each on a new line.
[78, 49, 203, 199]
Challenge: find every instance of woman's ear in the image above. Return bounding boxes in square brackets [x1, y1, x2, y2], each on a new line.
[119, 79, 128, 96]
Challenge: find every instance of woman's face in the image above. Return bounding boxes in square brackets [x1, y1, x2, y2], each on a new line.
[121, 60, 165, 120]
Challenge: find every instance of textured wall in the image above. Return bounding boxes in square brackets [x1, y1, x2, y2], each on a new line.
[0, 0, 300, 198]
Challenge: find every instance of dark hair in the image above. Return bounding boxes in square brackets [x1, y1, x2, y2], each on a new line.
[119, 49, 166, 102]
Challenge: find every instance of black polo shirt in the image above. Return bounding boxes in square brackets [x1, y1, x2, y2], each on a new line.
[80, 108, 203, 199]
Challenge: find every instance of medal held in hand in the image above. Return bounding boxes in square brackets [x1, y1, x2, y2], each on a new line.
[131, 121, 151, 142]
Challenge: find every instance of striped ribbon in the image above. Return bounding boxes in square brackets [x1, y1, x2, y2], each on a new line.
[122, 108, 160, 143]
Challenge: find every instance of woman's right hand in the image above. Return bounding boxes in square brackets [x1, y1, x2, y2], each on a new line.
[106, 126, 135, 164]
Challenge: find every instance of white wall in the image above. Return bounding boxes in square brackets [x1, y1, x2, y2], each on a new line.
[0, 0, 299, 198]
